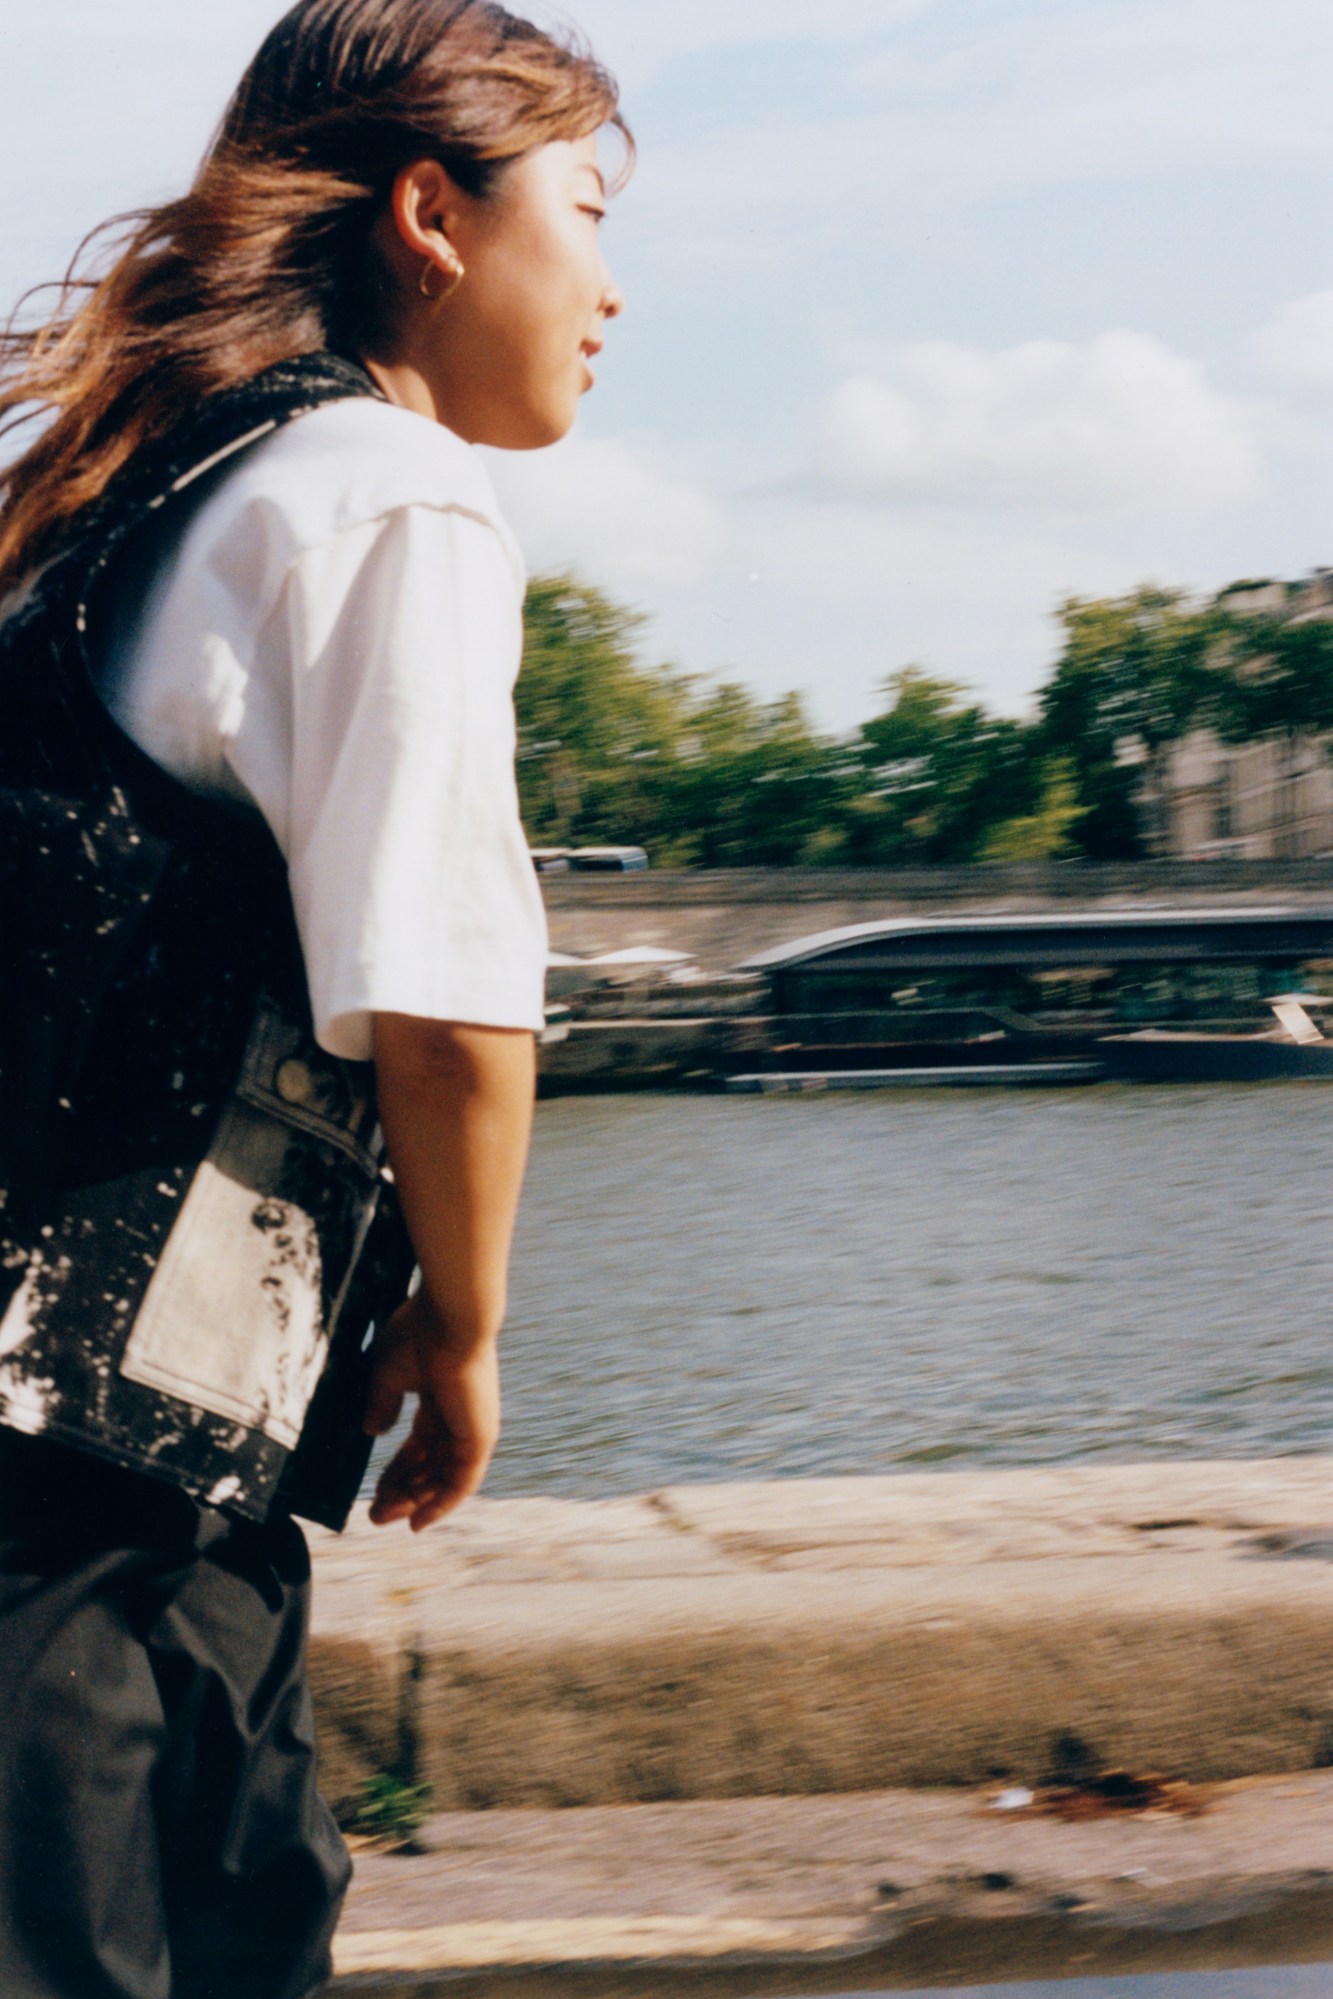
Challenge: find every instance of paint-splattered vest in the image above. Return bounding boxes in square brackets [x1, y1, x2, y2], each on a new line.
[0, 355, 415, 1529]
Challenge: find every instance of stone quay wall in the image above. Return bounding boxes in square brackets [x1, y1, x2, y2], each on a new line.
[542, 861, 1333, 972]
[308, 1459, 1333, 1819]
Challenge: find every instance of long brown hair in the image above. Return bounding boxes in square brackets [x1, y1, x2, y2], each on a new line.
[0, 0, 629, 590]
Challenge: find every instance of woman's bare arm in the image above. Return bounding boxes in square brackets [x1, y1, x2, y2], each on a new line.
[364, 1013, 536, 1532]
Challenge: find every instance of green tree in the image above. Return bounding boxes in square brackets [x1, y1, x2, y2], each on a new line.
[516, 574, 689, 851]
[1209, 611, 1333, 858]
[518, 574, 853, 867]
[667, 684, 848, 867]
[1039, 588, 1227, 857]
[980, 757, 1083, 861]
[852, 668, 1044, 862]
[517, 568, 1333, 872]
[1214, 614, 1333, 743]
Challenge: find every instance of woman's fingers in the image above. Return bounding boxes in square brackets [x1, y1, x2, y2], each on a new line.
[365, 1299, 502, 1530]
[367, 1388, 465, 1525]
[369, 1403, 495, 1529]
[370, 1453, 466, 1529]
[369, 1409, 439, 1519]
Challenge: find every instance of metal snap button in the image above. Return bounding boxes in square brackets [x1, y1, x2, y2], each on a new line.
[276, 1057, 315, 1107]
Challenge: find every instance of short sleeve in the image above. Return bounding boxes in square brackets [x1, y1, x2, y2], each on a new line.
[239, 504, 548, 1061]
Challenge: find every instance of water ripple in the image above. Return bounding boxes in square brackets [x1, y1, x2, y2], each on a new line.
[368, 1088, 1333, 1499]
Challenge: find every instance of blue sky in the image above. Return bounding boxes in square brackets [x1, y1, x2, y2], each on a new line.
[2, 0, 1330, 727]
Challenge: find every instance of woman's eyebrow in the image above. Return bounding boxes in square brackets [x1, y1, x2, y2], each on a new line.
[578, 162, 608, 198]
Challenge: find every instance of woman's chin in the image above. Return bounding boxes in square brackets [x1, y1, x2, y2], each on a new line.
[487, 405, 579, 452]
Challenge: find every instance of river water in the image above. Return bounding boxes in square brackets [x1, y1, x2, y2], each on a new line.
[368, 1083, 1333, 1499]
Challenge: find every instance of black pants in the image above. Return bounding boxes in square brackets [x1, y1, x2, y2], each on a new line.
[0, 1431, 349, 1999]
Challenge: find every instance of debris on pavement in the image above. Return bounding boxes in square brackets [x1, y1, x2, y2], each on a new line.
[988, 1768, 1213, 1822]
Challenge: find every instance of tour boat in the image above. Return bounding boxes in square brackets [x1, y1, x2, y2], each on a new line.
[1100, 994, 1333, 1082]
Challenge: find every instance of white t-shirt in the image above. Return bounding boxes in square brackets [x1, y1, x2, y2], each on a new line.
[99, 397, 548, 1062]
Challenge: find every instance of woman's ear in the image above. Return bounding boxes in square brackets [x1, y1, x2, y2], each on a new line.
[387, 158, 467, 285]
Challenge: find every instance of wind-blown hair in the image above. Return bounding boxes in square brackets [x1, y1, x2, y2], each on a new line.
[0, 0, 629, 590]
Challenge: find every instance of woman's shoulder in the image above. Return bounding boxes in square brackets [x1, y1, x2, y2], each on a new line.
[236, 396, 510, 542]
[126, 391, 527, 663]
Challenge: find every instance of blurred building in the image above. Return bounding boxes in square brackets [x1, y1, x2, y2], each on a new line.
[1141, 570, 1333, 860]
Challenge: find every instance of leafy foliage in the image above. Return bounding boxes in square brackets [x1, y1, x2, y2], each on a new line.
[516, 575, 687, 852]
[340, 1773, 434, 1844]
[980, 759, 1084, 862]
[516, 571, 1332, 868]
[1037, 589, 1229, 859]
[853, 669, 1044, 863]
[1214, 616, 1333, 744]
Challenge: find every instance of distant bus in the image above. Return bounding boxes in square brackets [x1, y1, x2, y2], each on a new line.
[566, 847, 650, 873]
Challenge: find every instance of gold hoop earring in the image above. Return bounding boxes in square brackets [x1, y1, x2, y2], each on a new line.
[419, 258, 464, 303]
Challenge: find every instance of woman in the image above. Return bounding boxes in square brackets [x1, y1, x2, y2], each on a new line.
[0, 3, 627, 1994]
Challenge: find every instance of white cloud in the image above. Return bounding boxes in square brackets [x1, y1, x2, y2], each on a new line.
[811, 332, 1260, 512]
[1254, 292, 1333, 401]
[484, 433, 726, 588]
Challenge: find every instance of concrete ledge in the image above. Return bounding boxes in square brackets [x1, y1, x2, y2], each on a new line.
[328, 1777, 1333, 1995]
[540, 863, 1333, 970]
[308, 1461, 1333, 1814]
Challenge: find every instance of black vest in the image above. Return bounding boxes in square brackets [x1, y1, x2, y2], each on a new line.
[0, 355, 415, 1529]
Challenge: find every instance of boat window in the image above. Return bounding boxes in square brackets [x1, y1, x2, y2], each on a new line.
[771, 955, 1310, 1027]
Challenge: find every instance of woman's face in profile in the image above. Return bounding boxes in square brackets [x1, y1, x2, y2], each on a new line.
[401, 134, 624, 451]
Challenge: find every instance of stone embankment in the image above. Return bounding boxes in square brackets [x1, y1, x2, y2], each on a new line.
[330, 1777, 1333, 1994]
[313, 1459, 1333, 1994]
[542, 861, 1333, 970]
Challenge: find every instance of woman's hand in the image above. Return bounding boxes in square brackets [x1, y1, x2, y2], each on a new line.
[364, 1291, 501, 1532]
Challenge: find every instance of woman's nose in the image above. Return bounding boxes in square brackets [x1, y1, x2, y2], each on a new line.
[601, 271, 625, 320]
